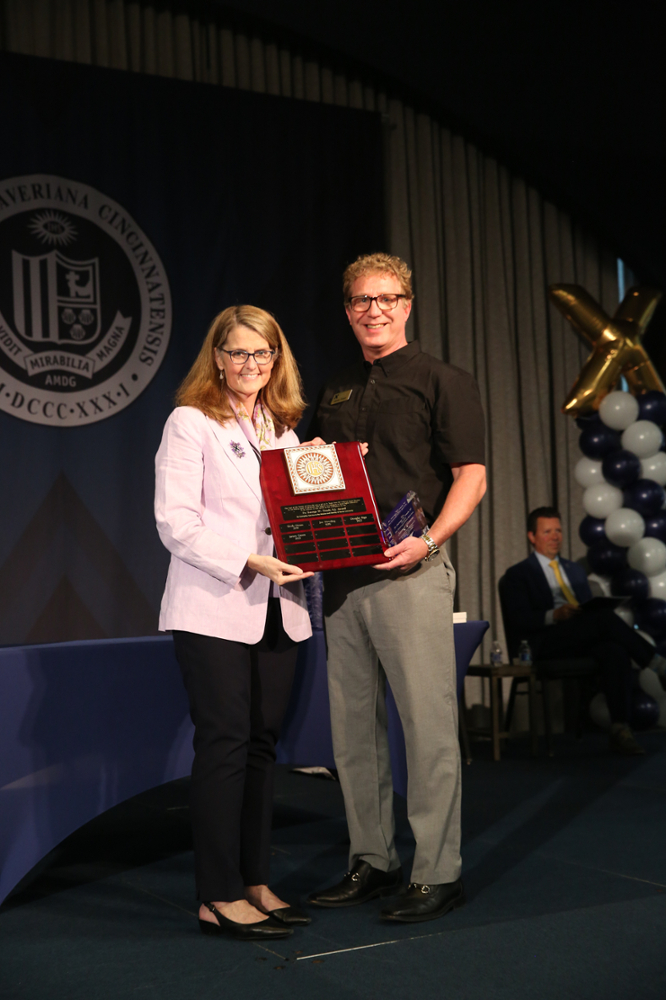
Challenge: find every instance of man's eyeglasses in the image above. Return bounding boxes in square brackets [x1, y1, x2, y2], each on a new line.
[347, 294, 408, 313]
[219, 349, 278, 365]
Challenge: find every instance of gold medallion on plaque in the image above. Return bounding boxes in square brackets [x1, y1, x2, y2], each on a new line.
[296, 452, 334, 486]
[283, 444, 346, 495]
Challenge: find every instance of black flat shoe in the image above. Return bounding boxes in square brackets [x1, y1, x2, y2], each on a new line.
[381, 879, 465, 923]
[199, 901, 293, 940]
[266, 904, 312, 926]
[308, 861, 403, 908]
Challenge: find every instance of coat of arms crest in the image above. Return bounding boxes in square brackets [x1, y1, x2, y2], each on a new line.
[12, 250, 101, 344]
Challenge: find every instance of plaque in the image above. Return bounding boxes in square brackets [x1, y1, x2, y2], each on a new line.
[381, 491, 428, 547]
[260, 442, 390, 571]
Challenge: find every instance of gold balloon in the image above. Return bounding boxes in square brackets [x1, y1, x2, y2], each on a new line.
[549, 283, 663, 417]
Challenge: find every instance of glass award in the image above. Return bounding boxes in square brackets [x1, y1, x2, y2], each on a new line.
[381, 490, 428, 547]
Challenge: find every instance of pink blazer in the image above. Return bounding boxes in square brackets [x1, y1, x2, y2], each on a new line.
[155, 406, 312, 644]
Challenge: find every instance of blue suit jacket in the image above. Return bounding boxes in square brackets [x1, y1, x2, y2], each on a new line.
[499, 552, 592, 660]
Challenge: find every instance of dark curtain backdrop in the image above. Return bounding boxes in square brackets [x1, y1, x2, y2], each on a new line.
[0, 7, 624, 694]
[0, 51, 384, 644]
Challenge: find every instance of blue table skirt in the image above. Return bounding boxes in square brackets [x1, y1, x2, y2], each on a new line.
[0, 621, 487, 905]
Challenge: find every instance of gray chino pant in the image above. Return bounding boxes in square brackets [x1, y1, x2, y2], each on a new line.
[323, 550, 461, 885]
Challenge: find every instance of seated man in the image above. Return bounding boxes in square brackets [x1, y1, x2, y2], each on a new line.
[501, 506, 666, 755]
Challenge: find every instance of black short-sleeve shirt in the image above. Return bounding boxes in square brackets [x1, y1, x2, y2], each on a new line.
[309, 341, 485, 524]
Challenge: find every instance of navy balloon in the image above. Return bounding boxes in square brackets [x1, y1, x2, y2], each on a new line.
[634, 598, 666, 639]
[602, 449, 641, 488]
[623, 479, 665, 517]
[587, 541, 627, 576]
[611, 567, 649, 601]
[644, 512, 666, 543]
[579, 424, 621, 459]
[631, 689, 660, 731]
[579, 516, 607, 547]
[637, 390, 666, 427]
[575, 412, 602, 431]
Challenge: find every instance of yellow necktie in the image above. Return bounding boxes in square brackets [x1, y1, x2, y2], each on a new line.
[549, 559, 579, 607]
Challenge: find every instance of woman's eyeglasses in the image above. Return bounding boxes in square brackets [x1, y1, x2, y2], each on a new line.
[219, 349, 278, 365]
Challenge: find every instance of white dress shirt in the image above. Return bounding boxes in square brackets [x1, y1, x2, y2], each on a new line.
[534, 551, 576, 626]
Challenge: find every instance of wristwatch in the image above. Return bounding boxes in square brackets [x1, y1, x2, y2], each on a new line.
[421, 530, 440, 561]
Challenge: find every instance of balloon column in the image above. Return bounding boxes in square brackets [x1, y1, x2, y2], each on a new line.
[575, 390, 666, 646]
[550, 283, 665, 730]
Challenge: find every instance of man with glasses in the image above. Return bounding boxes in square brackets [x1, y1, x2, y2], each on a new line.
[307, 253, 486, 922]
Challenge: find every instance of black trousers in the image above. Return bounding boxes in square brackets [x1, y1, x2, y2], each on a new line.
[172, 599, 298, 902]
[529, 609, 654, 724]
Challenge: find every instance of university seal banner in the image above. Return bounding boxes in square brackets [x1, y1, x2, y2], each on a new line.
[0, 175, 171, 425]
[0, 52, 383, 643]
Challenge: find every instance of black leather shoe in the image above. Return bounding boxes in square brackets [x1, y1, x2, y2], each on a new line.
[308, 861, 403, 907]
[199, 902, 293, 940]
[265, 904, 312, 926]
[381, 879, 465, 923]
[609, 725, 645, 756]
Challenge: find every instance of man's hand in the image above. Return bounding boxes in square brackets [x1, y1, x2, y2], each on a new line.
[247, 553, 314, 585]
[553, 603, 580, 622]
[373, 535, 429, 572]
[300, 437, 369, 457]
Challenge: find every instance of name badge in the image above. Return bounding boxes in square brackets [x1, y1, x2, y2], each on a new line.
[330, 389, 353, 405]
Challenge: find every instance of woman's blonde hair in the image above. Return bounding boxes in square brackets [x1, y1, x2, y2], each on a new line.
[175, 305, 306, 430]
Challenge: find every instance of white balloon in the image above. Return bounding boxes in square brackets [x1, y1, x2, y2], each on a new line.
[604, 507, 645, 547]
[583, 483, 623, 518]
[640, 451, 666, 486]
[648, 571, 666, 599]
[627, 537, 666, 576]
[589, 691, 611, 730]
[621, 420, 663, 459]
[638, 666, 665, 697]
[587, 572, 612, 597]
[599, 391, 639, 430]
[575, 457, 603, 488]
[614, 605, 635, 627]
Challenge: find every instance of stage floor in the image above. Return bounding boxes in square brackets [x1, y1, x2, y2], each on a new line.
[1, 731, 665, 1000]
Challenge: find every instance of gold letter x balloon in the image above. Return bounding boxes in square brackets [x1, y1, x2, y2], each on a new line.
[549, 284, 663, 418]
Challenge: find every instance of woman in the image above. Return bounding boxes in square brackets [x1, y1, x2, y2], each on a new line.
[155, 305, 313, 940]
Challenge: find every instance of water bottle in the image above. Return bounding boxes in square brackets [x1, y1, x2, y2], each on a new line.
[490, 640, 503, 667]
[518, 639, 533, 669]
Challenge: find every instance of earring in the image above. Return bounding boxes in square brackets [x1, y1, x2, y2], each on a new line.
[219, 370, 225, 381]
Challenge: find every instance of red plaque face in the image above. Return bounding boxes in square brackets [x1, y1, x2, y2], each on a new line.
[260, 441, 390, 571]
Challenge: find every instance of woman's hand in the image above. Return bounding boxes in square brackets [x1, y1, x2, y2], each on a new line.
[300, 437, 369, 457]
[247, 553, 314, 585]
